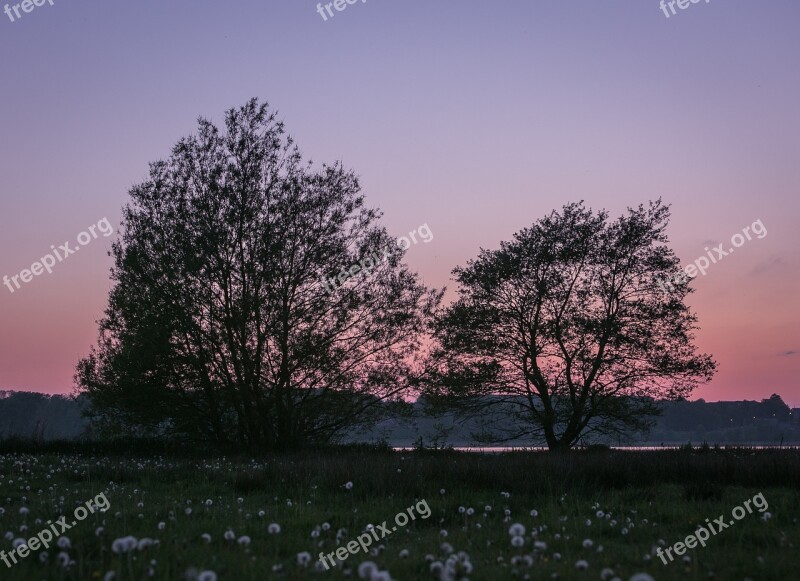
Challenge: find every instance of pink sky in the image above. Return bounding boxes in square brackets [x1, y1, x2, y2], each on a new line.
[0, 1, 797, 405]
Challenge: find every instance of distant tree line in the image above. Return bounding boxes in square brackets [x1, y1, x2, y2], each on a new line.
[0, 391, 87, 440]
[1, 391, 798, 446]
[369, 394, 800, 447]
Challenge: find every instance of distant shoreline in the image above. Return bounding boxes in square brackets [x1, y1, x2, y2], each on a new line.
[392, 444, 800, 452]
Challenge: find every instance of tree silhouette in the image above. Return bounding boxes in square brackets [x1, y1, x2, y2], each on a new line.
[76, 99, 441, 449]
[427, 201, 716, 451]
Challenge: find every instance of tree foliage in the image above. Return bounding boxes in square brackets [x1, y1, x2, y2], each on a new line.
[426, 201, 716, 450]
[76, 99, 441, 449]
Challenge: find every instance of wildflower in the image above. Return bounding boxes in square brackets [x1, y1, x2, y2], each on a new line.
[629, 574, 655, 581]
[197, 571, 217, 581]
[111, 536, 138, 554]
[358, 561, 378, 578]
[223, 529, 235, 541]
[508, 523, 526, 536]
[399, 549, 409, 558]
[344, 481, 354, 490]
[205, 499, 213, 507]
[511, 535, 525, 547]
[201, 533, 212, 543]
[297, 551, 311, 566]
[582, 538, 593, 548]
[268, 523, 281, 534]
[137, 538, 155, 550]
[157, 522, 166, 530]
[237, 535, 251, 546]
[530, 509, 539, 517]
[57, 536, 71, 549]
[575, 559, 589, 570]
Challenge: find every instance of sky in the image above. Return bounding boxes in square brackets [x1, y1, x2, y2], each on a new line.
[0, 0, 797, 405]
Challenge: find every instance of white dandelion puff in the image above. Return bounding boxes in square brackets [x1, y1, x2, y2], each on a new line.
[508, 523, 525, 536]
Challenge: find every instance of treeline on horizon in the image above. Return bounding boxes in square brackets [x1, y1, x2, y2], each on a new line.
[2, 390, 799, 447]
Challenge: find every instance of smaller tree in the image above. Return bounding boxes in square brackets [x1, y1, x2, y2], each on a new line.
[426, 200, 716, 451]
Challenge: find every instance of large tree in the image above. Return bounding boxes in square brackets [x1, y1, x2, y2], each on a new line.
[76, 99, 441, 449]
[426, 201, 716, 451]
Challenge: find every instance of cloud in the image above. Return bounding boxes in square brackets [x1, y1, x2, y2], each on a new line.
[751, 255, 784, 274]
[779, 350, 798, 357]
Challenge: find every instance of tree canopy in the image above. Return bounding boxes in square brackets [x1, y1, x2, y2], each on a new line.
[76, 99, 442, 449]
[426, 201, 716, 450]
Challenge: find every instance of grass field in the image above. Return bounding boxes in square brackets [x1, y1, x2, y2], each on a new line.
[0, 446, 797, 580]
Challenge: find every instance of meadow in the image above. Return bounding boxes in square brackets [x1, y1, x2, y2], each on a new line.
[0, 445, 797, 580]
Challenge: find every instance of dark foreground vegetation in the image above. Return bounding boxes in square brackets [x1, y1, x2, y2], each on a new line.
[1, 440, 800, 493]
[0, 445, 797, 580]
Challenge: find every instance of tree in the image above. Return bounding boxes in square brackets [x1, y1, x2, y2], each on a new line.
[76, 99, 441, 449]
[426, 201, 716, 451]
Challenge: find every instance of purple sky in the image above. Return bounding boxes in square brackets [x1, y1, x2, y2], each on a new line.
[0, 0, 798, 404]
